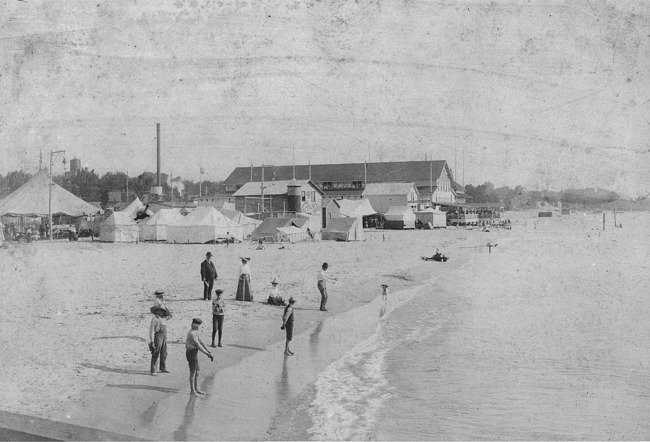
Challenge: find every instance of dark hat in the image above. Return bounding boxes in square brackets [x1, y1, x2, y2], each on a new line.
[288, 297, 297, 304]
[381, 284, 388, 288]
[150, 306, 168, 316]
[239, 256, 250, 261]
[215, 289, 223, 294]
[154, 289, 164, 297]
[192, 318, 202, 325]
[270, 277, 279, 285]
[206, 252, 212, 257]
[322, 262, 329, 268]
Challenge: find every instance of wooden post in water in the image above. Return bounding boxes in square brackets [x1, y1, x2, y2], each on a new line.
[602, 212, 605, 230]
[614, 210, 617, 227]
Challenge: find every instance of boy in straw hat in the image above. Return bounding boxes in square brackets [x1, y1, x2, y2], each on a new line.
[185, 318, 213, 396]
[149, 302, 170, 376]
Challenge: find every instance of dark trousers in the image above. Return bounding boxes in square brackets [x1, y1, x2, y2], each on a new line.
[212, 314, 224, 344]
[318, 281, 328, 310]
[204, 279, 214, 300]
[150, 331, 167, 373]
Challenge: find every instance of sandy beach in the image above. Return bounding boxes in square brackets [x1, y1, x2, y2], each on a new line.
[1, 210, 649, 440]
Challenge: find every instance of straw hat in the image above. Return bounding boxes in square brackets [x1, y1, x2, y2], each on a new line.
[154, 289, 164, 297]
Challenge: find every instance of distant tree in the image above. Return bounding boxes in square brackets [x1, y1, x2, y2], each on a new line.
[0, 170, 33, 198]
[55, 169, 101, 201]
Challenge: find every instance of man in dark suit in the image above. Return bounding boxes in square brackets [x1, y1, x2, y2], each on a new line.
[200, 252, 218, 300]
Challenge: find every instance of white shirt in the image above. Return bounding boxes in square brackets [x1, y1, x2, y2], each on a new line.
[269, 286, 281, 298]
[317, 269, 328, 282]
[239, 263, 251, 277]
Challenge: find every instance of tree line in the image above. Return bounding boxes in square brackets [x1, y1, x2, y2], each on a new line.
[0, 169, 222, 204]
[0, 169, 639, 210]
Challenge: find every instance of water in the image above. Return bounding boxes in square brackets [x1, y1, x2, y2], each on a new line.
[304, 219, 650, 440]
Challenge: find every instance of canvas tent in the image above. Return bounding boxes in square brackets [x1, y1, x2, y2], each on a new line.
[99, 212, 139, 242]
[250, 218, 293, 242]
[0, 170, 100, 218]
[415, 207, 447, 228]
[383, 206, 416, 229]
[140, 208, 184, 241]
[276, 226, 307, 243]
[321, 217, 364, 241]
[166, 206, 244, 243]
[221, 208, 262, 239]
[337, 199, 376, 219]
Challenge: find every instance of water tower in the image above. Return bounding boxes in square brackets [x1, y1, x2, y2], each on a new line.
[70, 158, 81, 175]
[287, 179, 301, 214]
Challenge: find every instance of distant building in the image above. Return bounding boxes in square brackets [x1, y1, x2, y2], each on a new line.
[196, 193, 235, 210]
[221, 160, 464, 206]
[232, 179, 324, 218]
[108, 191, 122, 203]
[362, 183, 419, 213]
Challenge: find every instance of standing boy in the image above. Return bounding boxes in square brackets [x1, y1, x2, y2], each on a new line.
[317, 262, 336, 311]
[201, 252, 218, 300]
[185, 318, 213, 396]
[281, 297, 296, 356]
[211, 289, 225, 348]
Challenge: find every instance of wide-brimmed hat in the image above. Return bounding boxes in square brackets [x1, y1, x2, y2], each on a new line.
[288, 297, 297, 304]
[150, 306, 168, 316]
[270, 278, 279, 285]
[192, 318, 202, 325]
[381, 284, 388, 288]
[239, 256, 250, 262]
[154, 289, 164, 297]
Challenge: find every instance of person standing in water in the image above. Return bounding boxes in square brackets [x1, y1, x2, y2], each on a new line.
[281, 297, 297, 356]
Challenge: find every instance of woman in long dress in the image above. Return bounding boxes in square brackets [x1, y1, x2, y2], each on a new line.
[235, 257, 253, 301]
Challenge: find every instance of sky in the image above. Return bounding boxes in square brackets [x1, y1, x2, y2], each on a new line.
[1, 0, 649, 197]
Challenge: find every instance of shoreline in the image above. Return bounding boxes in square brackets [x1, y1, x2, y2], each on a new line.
[0, 218, 544, 440]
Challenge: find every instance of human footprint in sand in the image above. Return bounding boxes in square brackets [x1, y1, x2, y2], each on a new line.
[281, 297, 296, 356]
[185, 318, 214, 396]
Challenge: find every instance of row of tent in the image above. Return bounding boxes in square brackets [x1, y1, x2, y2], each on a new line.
[100, 203, 261, 243]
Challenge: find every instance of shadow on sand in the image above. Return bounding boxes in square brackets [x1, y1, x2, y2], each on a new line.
[80, 363, 151, 376]
[93, 336, 147, 342]
[107, 384, 182, 394]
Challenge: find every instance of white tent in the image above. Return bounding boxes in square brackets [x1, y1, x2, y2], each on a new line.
[121, 197, 145, 218]
[166, 206, 244, 243]
[322, 217, 365, 241]
[140, 208, 184, 241]
[276, 226, 307, 243]
[383, 206, 416, 229]
[0, 170, 101, 218]
[415, 207, 447, 228]
[220, 209, 262, 239]
[337, 199, 376, 218]
[99, 212, 139, 242]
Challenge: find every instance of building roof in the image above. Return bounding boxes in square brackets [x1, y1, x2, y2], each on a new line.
[223, 160, 455, 189]
[232, 180, 323, 197]
[362, 182, 418, 196]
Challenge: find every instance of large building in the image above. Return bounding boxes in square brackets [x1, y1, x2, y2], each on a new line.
[231, 179, 324, 217]
[221, 160, 466, 206]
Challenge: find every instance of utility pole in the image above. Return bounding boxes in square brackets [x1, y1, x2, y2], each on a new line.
[49, 150, 66, 241]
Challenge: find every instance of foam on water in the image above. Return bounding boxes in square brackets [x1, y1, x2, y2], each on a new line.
[307, 280, 445, 440]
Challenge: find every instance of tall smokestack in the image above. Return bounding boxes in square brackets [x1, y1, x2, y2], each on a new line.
[156, 122, 161, 187]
